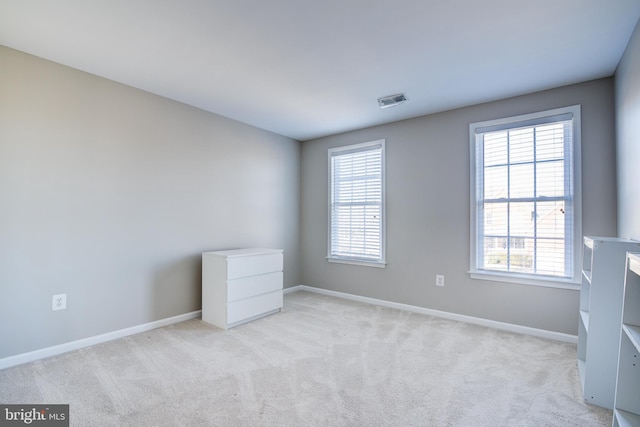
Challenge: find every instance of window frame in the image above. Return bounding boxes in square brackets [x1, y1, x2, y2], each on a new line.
[327, 139, 386, 268]
[469, 105, 582, 289]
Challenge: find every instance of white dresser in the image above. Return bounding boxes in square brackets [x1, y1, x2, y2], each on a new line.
[202, 248, 283, 329]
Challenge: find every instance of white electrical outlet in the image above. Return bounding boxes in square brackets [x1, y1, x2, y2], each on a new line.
[436, 275, 445, 287]
[52, 294, 67, 311]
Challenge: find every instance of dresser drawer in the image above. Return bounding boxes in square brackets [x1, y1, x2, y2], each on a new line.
[227, 271, 283, 302]
[227, 252, 283, 280]
[227, 290, 283, 325]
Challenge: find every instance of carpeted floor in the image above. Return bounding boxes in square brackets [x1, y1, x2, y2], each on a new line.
[0, 291, 612, 426]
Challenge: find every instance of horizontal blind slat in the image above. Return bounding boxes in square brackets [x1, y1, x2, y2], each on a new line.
[330, 143, 384, 261]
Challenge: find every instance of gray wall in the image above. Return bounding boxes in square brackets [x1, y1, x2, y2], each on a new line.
[301, 79, 617, 335]
[616, 19, 640, 240]
[0, 46, 301, 359]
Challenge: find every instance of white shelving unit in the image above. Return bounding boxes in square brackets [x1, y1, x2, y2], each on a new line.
[613, 253, 640, 427]
[202, 248, 283, 329]
[578, 237, 640, 409]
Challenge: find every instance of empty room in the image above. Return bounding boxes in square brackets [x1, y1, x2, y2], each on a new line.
[2, 1, 640, 426]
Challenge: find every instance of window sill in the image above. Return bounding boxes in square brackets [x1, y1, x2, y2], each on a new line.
[327, 257, 386, 268]
[469, 270, 580, 290]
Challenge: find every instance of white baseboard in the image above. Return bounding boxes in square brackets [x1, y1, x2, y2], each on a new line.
[283, 285, 303, 295]
[0, 310, 202, 371]
[1, 285, 576, 370]
[286, 285, 577, 344]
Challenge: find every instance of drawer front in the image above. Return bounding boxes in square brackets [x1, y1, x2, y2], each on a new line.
[227, 290, 283, 325]
[227, 271, 283, 302]
[227, 252, 283, 280]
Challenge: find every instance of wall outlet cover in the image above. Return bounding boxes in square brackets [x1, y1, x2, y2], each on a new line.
[52, 294, 67, 311]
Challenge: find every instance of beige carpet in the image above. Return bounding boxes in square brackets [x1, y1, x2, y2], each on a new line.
[0, 291, 611, 426]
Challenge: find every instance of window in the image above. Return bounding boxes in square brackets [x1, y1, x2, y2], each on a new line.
[328, 139, 386, 267]
[469, 106, 581, 287]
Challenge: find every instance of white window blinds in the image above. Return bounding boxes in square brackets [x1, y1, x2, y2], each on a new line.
[470, 106, 581, 284]
[328, 140, 385, 265]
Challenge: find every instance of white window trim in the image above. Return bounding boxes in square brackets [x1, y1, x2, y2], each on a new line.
[327, 139, 386, 268]
[469, 105, 582, 289]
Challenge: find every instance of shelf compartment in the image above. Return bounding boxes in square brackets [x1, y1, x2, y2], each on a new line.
[623, 324, 640, 354]
[614, 322, 640, 417]
[580, 279, 591, 312]
[580, 310, 589, 332]
[577, 312, 587, 388]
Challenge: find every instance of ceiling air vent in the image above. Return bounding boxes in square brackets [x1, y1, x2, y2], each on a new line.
[378, 93, 407, 109]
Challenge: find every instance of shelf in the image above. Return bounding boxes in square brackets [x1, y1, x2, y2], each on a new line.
[582, 269, 592, 283]
[614, 409, 640, 427]
[586, 236, 640, 245]
[584, 237, 595, 249]
[623, 324, 640, 353]
[580, 310, 589, 332]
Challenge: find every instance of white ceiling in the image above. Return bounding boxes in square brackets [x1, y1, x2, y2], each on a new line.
[1, 1, 639, 141]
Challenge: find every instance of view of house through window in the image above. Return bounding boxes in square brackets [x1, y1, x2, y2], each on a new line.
[470, 106, 581, 283]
